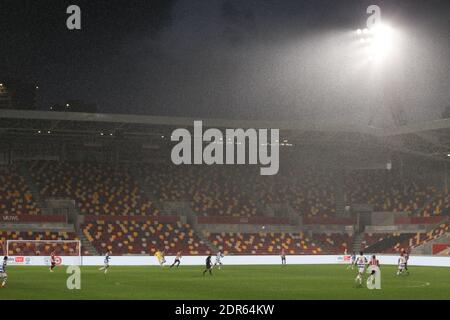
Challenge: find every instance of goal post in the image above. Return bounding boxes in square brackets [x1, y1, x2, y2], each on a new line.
[6, 239, 82, 266]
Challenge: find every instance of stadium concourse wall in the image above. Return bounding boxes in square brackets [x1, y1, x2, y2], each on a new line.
[7, 255, 450, 267]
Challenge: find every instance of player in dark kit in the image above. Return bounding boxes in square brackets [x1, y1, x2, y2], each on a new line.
[49, 251, 57, 272]
[202, 254, 213, 276]
[170, 251, 182, 268]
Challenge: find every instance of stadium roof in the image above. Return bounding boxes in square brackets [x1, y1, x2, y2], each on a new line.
[1, 109, 450, 161]
[0, 108, 375, 133]
[1, 108, 450, 135]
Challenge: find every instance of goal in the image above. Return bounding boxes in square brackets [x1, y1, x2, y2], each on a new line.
[6, 240, 82, 266]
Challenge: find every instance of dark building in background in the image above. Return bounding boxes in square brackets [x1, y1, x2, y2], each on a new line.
[0, 78, 37, 110]
[0, 82, 12, 109]
[50, 100, 98, 113]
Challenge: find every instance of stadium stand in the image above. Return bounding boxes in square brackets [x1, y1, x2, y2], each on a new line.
[30, 161, 159, 216]
[140, 164, 259, 217]
[0, 160, 448, 256]
[206, 232, 352, 255]
[139, 164, 337, 219]
[362, 221, 450, 253]
[82, 217, 210, 255]
[344, 170, 438, 213]
[362, 233, 390, 250]
[362, 233, 419, 253]
[0, 165, 40, 215]
[138, 165, 443, 220]
[420, 193, 450, 217]
[413, 221, 450, 248]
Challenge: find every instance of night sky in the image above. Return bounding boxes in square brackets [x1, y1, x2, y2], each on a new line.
[0, 0, 449, 126]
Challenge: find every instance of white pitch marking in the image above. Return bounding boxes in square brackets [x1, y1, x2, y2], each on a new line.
[404, 281, 430, 288]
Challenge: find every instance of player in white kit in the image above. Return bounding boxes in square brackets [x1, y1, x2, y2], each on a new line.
[355, 251, 368, 286]
[99, 251, 111, 274]
[214, 250, 224, 270]
[397, 252, 408, 276]
[0, 256, 7, 288]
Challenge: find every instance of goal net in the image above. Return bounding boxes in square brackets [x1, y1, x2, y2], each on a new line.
[6, 240, 82, 266]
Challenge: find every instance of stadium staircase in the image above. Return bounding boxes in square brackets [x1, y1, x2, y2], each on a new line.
[129, 166, 164, 210]
[78, 232, 99, 256]
[351, 232, 364, 252]
[183, 205, 218, 253]
[156, 200, 219, 253]
[198, 231, 219, 253]
[130, 165, 229, 253]
[334, 170, 346, 216]
[18, 163, 48, 214]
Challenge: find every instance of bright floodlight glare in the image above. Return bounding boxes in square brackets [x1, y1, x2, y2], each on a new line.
[373, 24, 393, 51]
[356, 29, 362, 35]
[367, 23, 394, 61]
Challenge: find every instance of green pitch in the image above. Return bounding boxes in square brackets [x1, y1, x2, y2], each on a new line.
[1, 264, 449, 299]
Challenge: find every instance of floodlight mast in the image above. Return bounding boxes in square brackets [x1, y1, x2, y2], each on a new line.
[355, 23, 406, 127]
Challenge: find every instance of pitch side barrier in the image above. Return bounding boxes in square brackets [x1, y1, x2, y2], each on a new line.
[6, 255, 450, 267]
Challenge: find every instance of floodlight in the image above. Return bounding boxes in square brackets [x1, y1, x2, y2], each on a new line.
[370, 23, 394, 60]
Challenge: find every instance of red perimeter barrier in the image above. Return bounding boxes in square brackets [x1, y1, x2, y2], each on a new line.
[197, 216, 290, 225]
[395, 216, 444, 225]
[303, 216, 356, 225]
[83, 215, 179, 223]
[432, 243, 450, 255]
